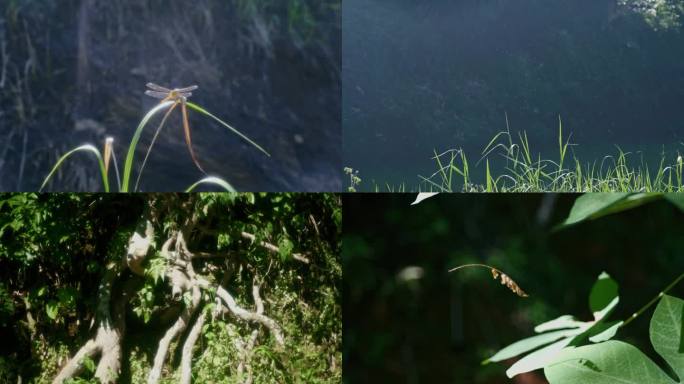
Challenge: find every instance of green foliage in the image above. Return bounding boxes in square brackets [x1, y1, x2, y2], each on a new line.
[42, 97, 268, 193]
[544, 295, 684, 383]
[487, 272, 623, 378]
[0, 284, 15, 326]
[359, 125, 684, 192]
[620, 0, 684, 30]
[488, 269, 684, 383]
[0, 193, 340, 383]
[482, 196, 684, 382]
[561, 192, 684, 227]
[145, 252, 168, 285]
[132, 285, 156, 324]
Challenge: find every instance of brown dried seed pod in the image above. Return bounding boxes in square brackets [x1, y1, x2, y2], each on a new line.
[497, 271, 528, 297]
[450, 264, 528, 298]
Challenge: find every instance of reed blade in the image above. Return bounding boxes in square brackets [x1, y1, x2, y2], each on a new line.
[40, 144, 109, 192]
[185, 101, 270, 157]
[185, 176, 236, 192]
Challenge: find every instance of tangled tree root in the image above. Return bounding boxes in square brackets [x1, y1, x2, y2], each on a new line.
[53, 197, 295, 384]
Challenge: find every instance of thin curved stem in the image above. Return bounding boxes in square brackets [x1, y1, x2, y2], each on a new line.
[449, 263, 528, 297]
[134, 101, 179, 191]
[622, 272, 684, 327]
[448, 263, 496, 273]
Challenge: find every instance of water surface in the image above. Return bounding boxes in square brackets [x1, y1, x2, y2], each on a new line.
[343, 0, 684, 189]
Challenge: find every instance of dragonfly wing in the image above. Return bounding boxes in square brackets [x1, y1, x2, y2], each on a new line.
[175, 85, 198, 93]
[178, 92, 192, 98]
[146, 83, 172, 92]
[145, 90, 169, 99]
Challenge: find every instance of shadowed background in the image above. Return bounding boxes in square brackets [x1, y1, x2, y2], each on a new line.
[343, 193, 684, 383]
[0, 0, 340, 191]
[343, 0, 684, 188]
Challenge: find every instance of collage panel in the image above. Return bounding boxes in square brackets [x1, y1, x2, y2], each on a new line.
[0, 1, 341, 193]
[343, 193, 684, 383]
[343, 0, 684, 192]
[2, 0, 684, 382]
[0, 193, 341, 382]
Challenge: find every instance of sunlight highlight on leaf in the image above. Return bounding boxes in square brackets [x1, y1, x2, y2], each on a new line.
[40, 144, 109, 192]
[185, 176, 237, 192]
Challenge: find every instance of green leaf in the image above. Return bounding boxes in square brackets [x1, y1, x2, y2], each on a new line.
[589, 272, 619, 317]
[664, 194, 684, 212]
[485, 329, 582, 364]
[82, 356, 96, 373]
[45, 301, 59, 320]
[186, 177, 237, 192]
[40, 144, 110, 192]
[507, 336, 576, 378]
[544, 295, 684, 384]
[587, 321, 623, 343]
[487, 272, 622, 377]
[560, 193, 661, 227]
[278, 237, 294, 261]
[185, 101, 270, 157]
[650, 295, 684, 381]
[561, 193, 630, 226]
[122, 100, 175, 192]
[534, 315, 584, 333]
[544, 341, 676, 384]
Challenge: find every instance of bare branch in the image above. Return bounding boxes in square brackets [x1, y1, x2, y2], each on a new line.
[148, 286, 201, 384]
[53, 263, 124, 384]
[180, 311, 206, 384]
[197, 277, 285, 346]
[240, 231, 310, 264]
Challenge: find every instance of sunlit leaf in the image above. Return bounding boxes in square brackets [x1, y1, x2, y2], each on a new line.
[40, 145, 109, 192]
[650, 295, 684, 381]
[411, 193, 439, 205]
[545, 341, 676, 384]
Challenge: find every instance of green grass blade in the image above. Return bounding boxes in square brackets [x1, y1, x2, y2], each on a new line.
[185, 176, 237, 192]
[185, 101, 270, 157]
[134, 102, 179, 191]
[122, 100, 175, 192]
[40, 145, 109, 192]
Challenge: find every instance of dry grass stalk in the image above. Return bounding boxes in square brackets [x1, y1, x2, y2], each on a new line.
[449, 263, 528, 298]
[491, 268, 528, 297]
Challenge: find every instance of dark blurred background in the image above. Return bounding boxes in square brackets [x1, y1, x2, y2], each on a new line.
[343, 0, 684, 187]
[0, 0, 340, 191]
[343, 193, 684, 383]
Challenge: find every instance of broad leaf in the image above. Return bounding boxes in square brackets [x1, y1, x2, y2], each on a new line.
[664, 194, 684, 213]
[561, 193, 630, 226]
[589, 272, 618, 315]
[544, 294, 684, 384]
[506, 336, 577, 378]
[650, 295, 684, 381]
[561, 193, 680, 227]
[545, 341, 676, 384]
[534, 315, 585, 333]
[487, 272, 622, 378]
[587, 321, 623, 343]
[485, 329, 582, 364]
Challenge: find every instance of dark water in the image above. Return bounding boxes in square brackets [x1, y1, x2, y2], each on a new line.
[343, 0, 684, 188]
[0, 0, 340, 192]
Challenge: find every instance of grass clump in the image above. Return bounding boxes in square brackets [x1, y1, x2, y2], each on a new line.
[349, 116, 684, 193]
[40, 87, 269, 192]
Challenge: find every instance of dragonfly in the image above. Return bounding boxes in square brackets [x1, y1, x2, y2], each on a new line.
[145, 83, 198, 102]
[144, 82, 204, 174]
